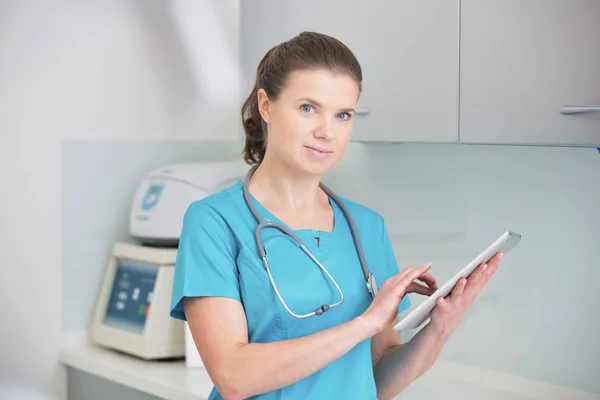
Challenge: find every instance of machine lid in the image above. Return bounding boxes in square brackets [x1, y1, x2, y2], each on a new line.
[145, 161, 250, 192]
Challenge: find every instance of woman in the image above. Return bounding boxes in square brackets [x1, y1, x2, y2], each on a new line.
[170, 31, 502, 400]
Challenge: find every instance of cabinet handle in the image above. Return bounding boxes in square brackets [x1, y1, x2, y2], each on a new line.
[559, 106, 600, 115]
[355, 108, 371, 115]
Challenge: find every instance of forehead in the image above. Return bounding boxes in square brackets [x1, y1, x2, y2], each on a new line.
[280, 68, 360, 107]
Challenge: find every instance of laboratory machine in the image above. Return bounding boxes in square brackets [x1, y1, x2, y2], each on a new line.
[130, 160, 250, 247]
[91, 160, 250, 362]
[90, 241, 183, 360]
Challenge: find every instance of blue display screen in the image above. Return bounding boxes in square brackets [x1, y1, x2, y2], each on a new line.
[104, 258, 158, 334]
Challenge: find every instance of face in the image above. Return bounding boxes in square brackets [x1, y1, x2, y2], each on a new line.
[257, 68, 360, 176]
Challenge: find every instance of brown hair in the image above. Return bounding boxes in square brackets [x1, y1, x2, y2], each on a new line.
[241, 31, 363, 165]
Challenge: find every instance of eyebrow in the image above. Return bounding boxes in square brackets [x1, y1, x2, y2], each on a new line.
[297, 97, 355, 113]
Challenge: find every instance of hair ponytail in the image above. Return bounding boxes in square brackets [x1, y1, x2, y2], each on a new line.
[241, 85, 264, 165]
[241, 46, 277, 165]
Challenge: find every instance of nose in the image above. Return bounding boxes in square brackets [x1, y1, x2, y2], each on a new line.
[314, 115, 334, 141]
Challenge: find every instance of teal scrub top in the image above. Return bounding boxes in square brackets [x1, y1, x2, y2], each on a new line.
[170, 180, 410, 400]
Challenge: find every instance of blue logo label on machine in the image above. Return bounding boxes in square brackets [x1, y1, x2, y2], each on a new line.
[141, 184, 165, 211]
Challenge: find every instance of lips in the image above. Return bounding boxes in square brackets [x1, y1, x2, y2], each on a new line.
[304, 145, 332, 154]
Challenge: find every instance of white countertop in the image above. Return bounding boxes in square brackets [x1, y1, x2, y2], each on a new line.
[59, 333, 214, 400]
[59, 332, 599, 400]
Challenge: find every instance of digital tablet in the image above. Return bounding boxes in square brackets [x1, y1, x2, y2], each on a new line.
[392, 231, 521, 332]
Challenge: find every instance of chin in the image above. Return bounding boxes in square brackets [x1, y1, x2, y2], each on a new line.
[295, 159, 338, 177]
[277, 148, 342, 177]
[302, 165, 331, 176]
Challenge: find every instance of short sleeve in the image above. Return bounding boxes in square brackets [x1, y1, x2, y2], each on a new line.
[170, 202, 241, 321]
[380, 218, 411, 314]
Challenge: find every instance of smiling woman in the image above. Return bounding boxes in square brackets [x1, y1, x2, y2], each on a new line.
[240, 31, 362, 175]
[170, 30, 503, 400]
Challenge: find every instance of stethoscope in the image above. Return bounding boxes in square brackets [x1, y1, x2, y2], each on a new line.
[243, 165, 378, 319]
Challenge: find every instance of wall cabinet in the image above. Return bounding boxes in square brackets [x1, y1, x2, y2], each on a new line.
[240, 1, 600, 147]
[459, 0, 600, 147]
[240, 0, 460, 143]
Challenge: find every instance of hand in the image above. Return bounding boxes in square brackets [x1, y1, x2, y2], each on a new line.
[360, 264, 438, 335]
[428, 252, 503, 338]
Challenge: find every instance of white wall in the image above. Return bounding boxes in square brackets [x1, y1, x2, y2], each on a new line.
[0, 1, 240, 399]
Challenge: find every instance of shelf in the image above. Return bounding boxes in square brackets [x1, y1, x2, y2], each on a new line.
[59, 333, 214, 400]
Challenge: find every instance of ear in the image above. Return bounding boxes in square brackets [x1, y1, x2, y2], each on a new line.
[257, 88, 271, 123]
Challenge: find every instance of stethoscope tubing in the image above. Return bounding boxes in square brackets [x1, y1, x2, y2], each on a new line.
[242, 165, 377, 318]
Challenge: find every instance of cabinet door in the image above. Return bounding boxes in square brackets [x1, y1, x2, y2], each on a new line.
[240, 0, 459, 143]
[460, 0, 600, 146]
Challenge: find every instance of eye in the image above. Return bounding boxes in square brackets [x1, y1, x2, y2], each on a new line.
[336, 112, 351, 121]
[300, 104, 315, 113]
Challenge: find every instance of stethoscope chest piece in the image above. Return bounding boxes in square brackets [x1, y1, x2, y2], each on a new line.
[367, 273, 378, 299]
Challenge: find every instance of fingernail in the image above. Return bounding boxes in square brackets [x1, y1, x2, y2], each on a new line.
[499, 253, 504, 258]
[482, 263, 488, 271]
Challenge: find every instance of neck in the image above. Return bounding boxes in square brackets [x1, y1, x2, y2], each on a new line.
[249, 153, 323, 211]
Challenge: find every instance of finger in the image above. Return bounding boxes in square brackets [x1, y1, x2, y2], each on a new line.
[462, 265, 486, 296]
[407, 281, 437, 296]
[416, 272, 438, 290]
[468, 262, 488, 285]
[483, 253, 503, 271]
[404, 264, 432, 282]
[395, 263, 431, 281]
[491, 252, 503, 264]
[395, 265, 433, 293]
[451, 277, 467, 297]
[463, 264, 496, 299]
[435, 296, 450, 312]
[482, 262, 498, 283]
[474, 260, 499, 286]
